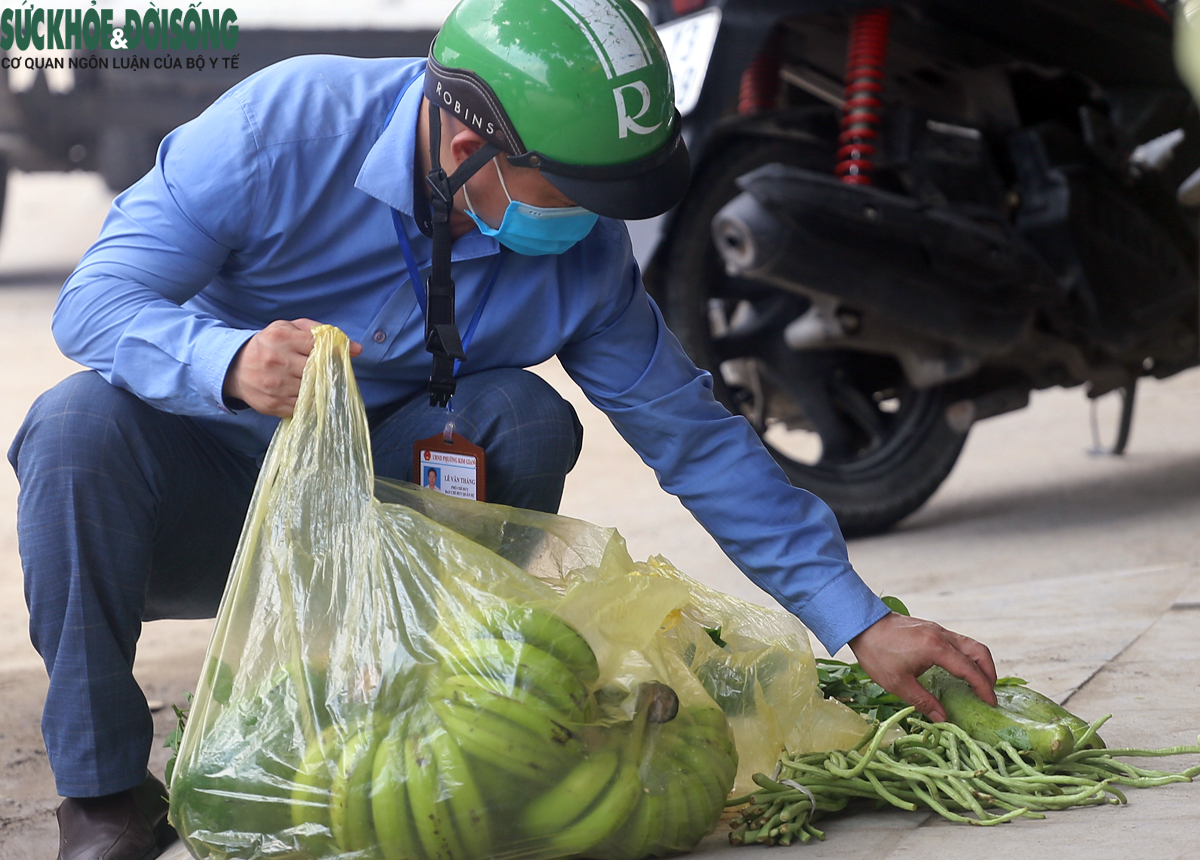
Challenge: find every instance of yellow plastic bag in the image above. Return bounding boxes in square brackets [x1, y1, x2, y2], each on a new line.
[170, 327, 820, 860]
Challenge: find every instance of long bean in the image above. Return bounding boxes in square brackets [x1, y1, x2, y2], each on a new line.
[727, 714, 1200, 847]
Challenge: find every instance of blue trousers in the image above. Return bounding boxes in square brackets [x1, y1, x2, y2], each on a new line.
[8, 369, 582, 798]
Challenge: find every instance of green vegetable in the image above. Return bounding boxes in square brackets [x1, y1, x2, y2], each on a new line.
[703, 626, 728, 649]
[163, 692, 193, 786]
[727, 710, 1200, 846]
[919, 667, 1093, 762]
[993, 683, 1104, 751]
[815, 659, 907, 722]
[169, 666, 334, 857]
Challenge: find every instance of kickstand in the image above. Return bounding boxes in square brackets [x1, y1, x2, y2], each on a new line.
[1088, 379, 1137, 457]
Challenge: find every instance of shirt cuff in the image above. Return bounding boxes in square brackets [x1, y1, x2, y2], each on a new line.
[193, 325, 259, 414]
[796, 570, 892, 656]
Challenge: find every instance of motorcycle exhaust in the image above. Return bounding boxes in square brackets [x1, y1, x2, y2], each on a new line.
[712, 164, 1055, 353]
[712, 191, 786, 277]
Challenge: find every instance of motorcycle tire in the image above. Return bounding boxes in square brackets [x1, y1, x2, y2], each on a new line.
[661, 133, 967, 537]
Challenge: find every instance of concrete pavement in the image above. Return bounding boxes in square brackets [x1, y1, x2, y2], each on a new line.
[1, 170, 1198, 859]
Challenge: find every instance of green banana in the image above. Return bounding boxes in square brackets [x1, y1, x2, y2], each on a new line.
[405, 732, 466, 860]
[522, 748, 620, 838]
[436, 679, 582, 756]
[677, 722, 737, 760]
[370, 722, 424, 860]
[428, 726, 492, 860]
[682, 704, 730, 737]
[657, 742, 719, 814]
[600, 788, 659, 860]
[547, 758, 643, 856]
[658, 738, 727, 840]
[664, 728, 736, 794]
[667, 755, 712, 849]
[469, 602, 600, 683]
[437, 673, 586, 724]
[656, 767, 694, 852]
[437, 639, 589, 717]
[330, 723, 381, 854]
[637, 780, 672, 854]
[290, 724, 339, 833]
[431, 700, 575, 785]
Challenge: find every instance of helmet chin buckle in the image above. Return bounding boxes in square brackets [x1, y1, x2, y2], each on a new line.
[422, 102, 499, 407]
[426, 322, 466, 362]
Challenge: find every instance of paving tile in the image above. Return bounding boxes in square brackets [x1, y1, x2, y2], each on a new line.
[1165, 571, 1200, 606]
[1119, 605, 1200, 662]
[904, 564, 1193, 622]
[883, 780, 1200, 859]
[1069, 659, 1200, 695]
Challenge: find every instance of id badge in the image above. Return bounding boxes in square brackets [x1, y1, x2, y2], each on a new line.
[413, 431, 487, 501]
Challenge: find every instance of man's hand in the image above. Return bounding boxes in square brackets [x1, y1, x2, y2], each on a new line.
[849, 612, 997, 723]
[223, 319, 363, 418]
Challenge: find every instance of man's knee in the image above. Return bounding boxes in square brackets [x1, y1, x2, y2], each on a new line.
[10, 372, 152, 480]
[456, 369, 583, 475]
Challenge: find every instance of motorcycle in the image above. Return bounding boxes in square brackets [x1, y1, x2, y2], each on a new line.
[644, 0, 1200, 536]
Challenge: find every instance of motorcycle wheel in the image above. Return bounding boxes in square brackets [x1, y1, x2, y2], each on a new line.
[662, 135, 968, 537]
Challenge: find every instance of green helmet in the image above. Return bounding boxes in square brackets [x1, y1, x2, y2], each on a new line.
[425, 0, 690, 220]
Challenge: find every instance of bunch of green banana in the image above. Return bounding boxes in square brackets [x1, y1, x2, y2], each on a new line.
[370, 711, 493, 860]
[520, 743, 644, 857]
[427, 601, 600, 791]
[593, 704, 739, 860]
[433, 601, 599, 723]
[431, 675, 587, 787]
[289, 724, 341, 852]
[453, 601, 601, 685]
[215, 600, 750, 860]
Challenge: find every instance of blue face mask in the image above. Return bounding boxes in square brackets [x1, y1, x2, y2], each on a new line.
[464, 158, 599, 256]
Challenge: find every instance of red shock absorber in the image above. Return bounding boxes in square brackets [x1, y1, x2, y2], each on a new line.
[738, 37, 781, 115]
[836, 8, 891, 185]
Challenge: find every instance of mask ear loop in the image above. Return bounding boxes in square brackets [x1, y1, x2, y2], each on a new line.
[491, 156, 515, 204]
[461, 157, 509, 223]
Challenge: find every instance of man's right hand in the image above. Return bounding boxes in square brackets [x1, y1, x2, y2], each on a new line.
[223, 319, 363, 417]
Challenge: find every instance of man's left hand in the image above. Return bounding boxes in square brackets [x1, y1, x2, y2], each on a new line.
[848, 612, 997, 723]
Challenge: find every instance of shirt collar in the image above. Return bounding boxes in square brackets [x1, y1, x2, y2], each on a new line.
[355, 68, 426, 217]
[355, 67, 501, 262]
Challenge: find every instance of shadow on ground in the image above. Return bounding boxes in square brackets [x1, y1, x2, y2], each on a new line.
[890, 452, 1200, 538]
[0, 270, 73, 288]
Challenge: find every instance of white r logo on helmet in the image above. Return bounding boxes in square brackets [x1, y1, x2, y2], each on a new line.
[614, 81, 662, 138]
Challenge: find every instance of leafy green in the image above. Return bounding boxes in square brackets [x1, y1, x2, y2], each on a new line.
[814, 595, 910, 721]
[163, 692, 193, 786]
[815, 659, 907, 722]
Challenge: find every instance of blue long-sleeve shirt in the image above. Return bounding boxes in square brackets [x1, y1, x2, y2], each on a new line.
[53, 54, 889, 653]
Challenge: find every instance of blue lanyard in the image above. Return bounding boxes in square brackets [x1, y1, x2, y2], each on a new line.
[386, 73, 506, 375]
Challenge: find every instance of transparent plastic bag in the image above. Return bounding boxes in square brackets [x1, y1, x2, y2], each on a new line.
[170, 326, 820, 860]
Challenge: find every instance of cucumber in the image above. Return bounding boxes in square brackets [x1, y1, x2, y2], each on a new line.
[918, 668, 1077, 762]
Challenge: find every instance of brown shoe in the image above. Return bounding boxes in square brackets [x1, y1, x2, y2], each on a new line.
[56, 772, 177, 860]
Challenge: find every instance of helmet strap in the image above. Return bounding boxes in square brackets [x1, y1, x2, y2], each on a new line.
[423, 101, 500, 407]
